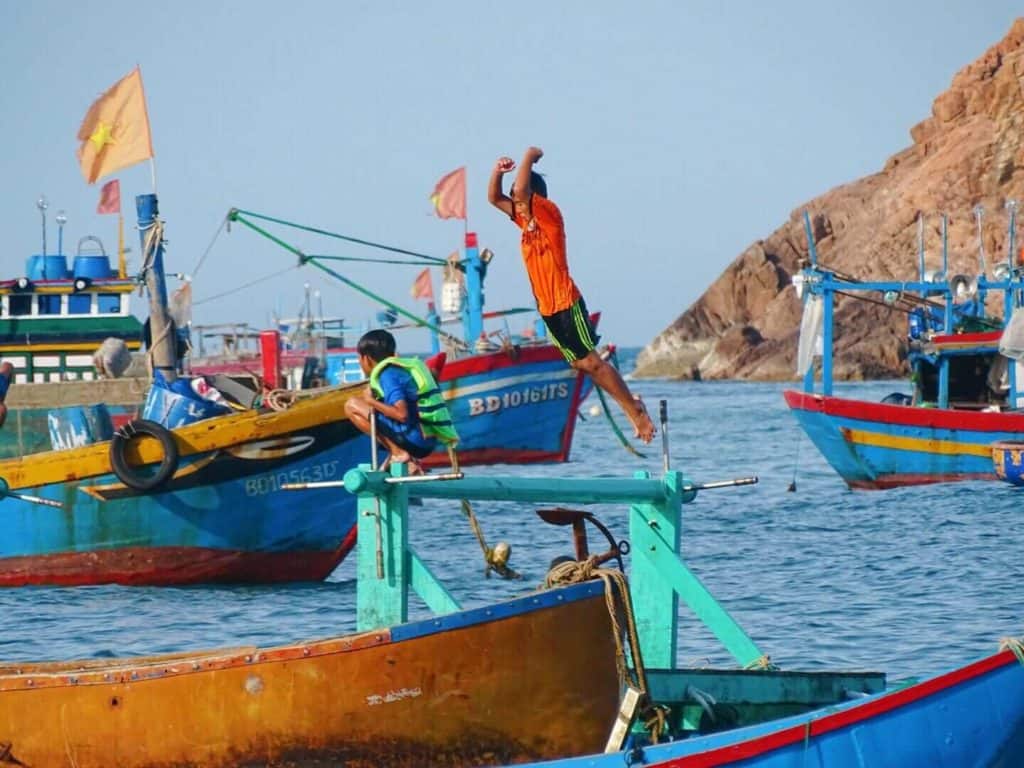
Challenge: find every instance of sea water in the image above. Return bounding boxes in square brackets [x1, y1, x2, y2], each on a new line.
[0, 357, 1020, 682]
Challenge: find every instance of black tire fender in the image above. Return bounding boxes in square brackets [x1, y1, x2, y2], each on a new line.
[109, 419, 179, 491]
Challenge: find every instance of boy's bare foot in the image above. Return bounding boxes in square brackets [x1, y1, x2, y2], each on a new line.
[382, 451, 426, 475]
[630, 396, 656, 444]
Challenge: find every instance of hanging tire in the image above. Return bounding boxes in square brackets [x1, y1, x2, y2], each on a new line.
[109, 419, 179, 491]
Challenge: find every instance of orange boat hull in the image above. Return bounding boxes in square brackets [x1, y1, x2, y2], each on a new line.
[0, 581, 620, 767]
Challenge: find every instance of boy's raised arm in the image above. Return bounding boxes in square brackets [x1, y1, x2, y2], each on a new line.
[488, 156, 516, 218]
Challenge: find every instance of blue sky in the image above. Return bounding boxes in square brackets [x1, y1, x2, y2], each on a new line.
[1, 2, 1019, 346]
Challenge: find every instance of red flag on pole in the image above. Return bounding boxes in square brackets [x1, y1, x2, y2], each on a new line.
[429, 167, 466, 220]
[410, 268, 434, 301]
[97, 179, 121, 214]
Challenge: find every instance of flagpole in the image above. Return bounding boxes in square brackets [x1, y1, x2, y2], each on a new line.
[117, 212, 126, 278]
[149, 157, 158, 196]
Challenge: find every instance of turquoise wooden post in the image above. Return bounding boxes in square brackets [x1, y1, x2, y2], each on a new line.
[352, 463, 460, 630]
[630, 471, 765, 669]
[355, 463, 410, 631]
[629, 470, 681, 668]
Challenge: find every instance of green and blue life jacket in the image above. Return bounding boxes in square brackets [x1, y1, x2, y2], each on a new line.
[368, 356, 459, 445]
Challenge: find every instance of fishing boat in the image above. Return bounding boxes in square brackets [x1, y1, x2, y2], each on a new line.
[785, 208, 1024, 489]
[219, 209, 607, 467]
[502, 640, 1024, 767]
[0, 200, 153, 457]
[0, 194, 371, 586]
[5, 403, 1022, 765]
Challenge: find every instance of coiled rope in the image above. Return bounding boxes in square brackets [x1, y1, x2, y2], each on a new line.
[544, 558, 670, 743]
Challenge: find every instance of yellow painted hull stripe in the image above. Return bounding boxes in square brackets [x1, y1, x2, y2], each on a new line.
[0, 341, 142, 353]
[841, 427, 993, 458]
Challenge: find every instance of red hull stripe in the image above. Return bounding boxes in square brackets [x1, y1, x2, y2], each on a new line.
[783, 390, 1024, 432]
[0, 528, 356, 587]
[655, 649, 1018, 767]
[421, 447, 569, 469]
[438, 344, 570, 380]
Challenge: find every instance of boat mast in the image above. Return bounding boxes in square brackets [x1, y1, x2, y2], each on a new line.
[137, 194, 178, 382]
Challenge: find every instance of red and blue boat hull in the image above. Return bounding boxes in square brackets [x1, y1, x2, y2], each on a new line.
[507, 644, 1024, 767]
[427, 345, 587, 467]
[0, 419, 369, 586]
[783, 390, 1024, 489]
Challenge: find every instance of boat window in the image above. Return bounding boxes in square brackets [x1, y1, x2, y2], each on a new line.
[9, 295, 31, 316]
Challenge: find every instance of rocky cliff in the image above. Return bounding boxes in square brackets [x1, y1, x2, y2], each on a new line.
[634, 18, 1024, 381]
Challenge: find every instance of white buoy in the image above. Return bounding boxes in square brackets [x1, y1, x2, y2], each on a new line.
[588, 404, 601, 418]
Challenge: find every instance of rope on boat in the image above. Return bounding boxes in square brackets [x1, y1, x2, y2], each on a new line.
[230, 208, 452, 265]
[1000, 636, 1024, 665]
[447, 446, 521, 580]
[595, 348, 646, 458]
[138, 219, 174, 379]
[191, 214, 228, 279]
[544, 559, 670, 743]
[194, 266, 299, 307]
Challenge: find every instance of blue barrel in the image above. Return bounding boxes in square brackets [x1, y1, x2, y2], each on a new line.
[25, 255, 68, 313]
[992, 440, 1024, 486]
[26, 254, 70, 280]
[72, 254, 113, 280]
[47, 405, 114, 451]
[142, 379, 231, 430]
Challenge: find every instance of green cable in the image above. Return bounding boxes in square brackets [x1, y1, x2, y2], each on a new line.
[230, 208, 451, 265]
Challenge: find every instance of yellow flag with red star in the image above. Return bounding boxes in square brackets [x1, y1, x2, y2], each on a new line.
[76, 67, 154, 184]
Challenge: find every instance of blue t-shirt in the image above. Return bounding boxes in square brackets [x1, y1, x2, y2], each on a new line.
[376, 365, 434, 451]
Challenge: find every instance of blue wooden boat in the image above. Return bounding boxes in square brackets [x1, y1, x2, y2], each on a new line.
[785, 209, 1024, 488]
[0, 193, 371, 586]
[0, 383, 368, 586]
[498, 641, 1024, 767]
[224, 210, 606, 468]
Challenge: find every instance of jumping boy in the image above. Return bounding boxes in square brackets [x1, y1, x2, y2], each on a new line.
[344, 329, 458, 472]
[487, 146, 655, 443]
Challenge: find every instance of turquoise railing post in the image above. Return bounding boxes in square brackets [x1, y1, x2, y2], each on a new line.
[629, 471, 764, 669]
[629, 470, 681, 668]
[351, 463, 460, 631]
[355, 463, 410, 632]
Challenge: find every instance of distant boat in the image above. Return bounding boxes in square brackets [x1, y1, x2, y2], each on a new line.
[0, 229, 151, 457]
[208, 213, 602, 467]
[785, 209, 1024, 489]
[0, 194, 370, 587]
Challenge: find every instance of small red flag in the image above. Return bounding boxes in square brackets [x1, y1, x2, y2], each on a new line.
[410, 268, 434, 301]
[430, 167, 466, 220]
[97, 179, 121, 214]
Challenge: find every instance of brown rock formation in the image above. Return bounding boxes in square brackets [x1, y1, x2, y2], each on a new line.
[634, 18, 1024, 380]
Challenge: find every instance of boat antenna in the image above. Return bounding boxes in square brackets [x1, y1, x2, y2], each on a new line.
[974, 205, 988, 276]
[36, 195, 48, 259]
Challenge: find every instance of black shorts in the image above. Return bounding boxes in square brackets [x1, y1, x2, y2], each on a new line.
[543, 297, 600, 363]
[373, 419, 436, 459]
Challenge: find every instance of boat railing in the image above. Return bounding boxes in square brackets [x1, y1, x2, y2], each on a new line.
[290, 449, 764, 672]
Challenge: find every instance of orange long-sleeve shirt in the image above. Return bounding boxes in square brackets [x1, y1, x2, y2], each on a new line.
[514, 195, 581, 316]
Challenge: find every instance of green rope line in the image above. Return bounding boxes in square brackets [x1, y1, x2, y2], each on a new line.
[229, 213, 464, 348]
[308, 254, 448, 267]
[230, 208, 450, 265]
[595, 385, 646, 458]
